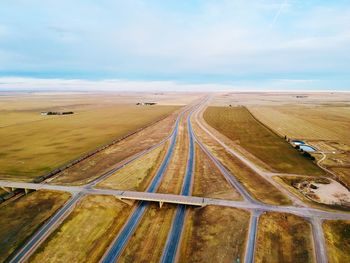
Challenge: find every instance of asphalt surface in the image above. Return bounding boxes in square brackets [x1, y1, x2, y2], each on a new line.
[8, 193, 83, 263]
[160, 111, 196, 263]
[4, 97, 349, 262]
[102, 109, 186, 263]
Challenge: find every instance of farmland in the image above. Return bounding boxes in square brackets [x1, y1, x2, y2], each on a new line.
[29, 195, 132, 263]
[51, 110, 177, 185]
[179, 206, 250, 263]
[203, 106, 324, 175]
[0, 190, 70, 262]
[249, 104, 350, 187]
[255, 212, 315, 263]
[323, 220, 350, 263]
[0, 93, 178, 181]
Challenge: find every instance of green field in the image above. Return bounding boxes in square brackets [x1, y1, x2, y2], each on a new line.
[323, 220, 350, 263]
[204, 106, 324, 175]
[0, 104, 177, 181]
[0, 190, 70, 262]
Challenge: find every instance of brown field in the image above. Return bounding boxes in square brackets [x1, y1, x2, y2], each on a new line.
[248, 104, 350, 187]
[323, 220, 350, 263]
[50, 109, 178, 185]
[118, 203, 176, 262]
[157, 115, 189, 194]
[255, 212, 315, 263]
[0, 94, 179, 181]
[193, 119, 292, 205]
[97, 143, 168, 191]
[178, 206, 250, 263]
[30, 195, 133, 263]
[248, 105, 350, 143]
[193, 145, 241, 200]
[203, 106, 323, 175]
[0, 190, 70, 262]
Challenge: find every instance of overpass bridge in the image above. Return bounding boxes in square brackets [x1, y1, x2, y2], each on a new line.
[0, 180, 206, 207]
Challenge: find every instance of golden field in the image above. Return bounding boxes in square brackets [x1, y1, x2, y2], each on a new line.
[0, 93, 178, 181]
[0, 190, 70, 262]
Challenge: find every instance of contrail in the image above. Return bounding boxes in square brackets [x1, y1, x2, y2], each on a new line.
[270, 0, 288, 27]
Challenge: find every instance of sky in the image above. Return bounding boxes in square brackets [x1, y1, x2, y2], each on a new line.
[0, 0, 349, 91]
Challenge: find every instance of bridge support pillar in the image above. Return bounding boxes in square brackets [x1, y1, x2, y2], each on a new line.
[1, 187, 12, 193]
[24, 189, 30, 194]
[11, 187, 16, 192]
[159, 201, 163, 208]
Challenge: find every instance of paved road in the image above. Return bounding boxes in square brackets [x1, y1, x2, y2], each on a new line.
[160, 111, 196, 263]
[244, 210, 261, 263]
[4, 97, 349, 262]
[8, 193, 83, 263]
[194, 105, 307, 207]
[7, 104, 191, 263]
[311, 217, 328, 263]
[102, 108, 189, 263]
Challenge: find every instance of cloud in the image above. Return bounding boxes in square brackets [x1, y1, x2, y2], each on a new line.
[0, 1, 349, 90]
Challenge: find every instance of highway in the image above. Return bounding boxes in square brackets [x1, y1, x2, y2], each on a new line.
[160, 111, 196, 263]
[244, 210, 261, 263]
[101, 108, 188, 263]
[8, 193, 83, 263]
[7, 104, 190, 263]
[4, 97, 349, 262]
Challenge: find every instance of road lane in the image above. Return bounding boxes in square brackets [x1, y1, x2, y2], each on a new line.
[8, 193, 83, 263]
[102, 109, 186, 263]
[160, 111, 196, 263]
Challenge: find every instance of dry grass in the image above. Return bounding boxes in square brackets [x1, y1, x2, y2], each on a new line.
[178, 206, 250, 263]
[203, 106, 323, 175]
[49, 109, 178, 185]
[249, 105, 350, 144]
[193, 120, 291, 205]
[97, 143, 168, 191]
[323, 220, 350, 263]
[30, 195, 132, 263]
[157, 115, 189, 194]
[0, 102, 178, 181]
[118, 203, 176, 262]
[193, 145, 241, 200]
[255, 212, 315, 263]
[0, 190, 70, 262]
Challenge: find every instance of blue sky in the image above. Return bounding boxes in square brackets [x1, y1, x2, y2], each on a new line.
[0, 0, 349, 91]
